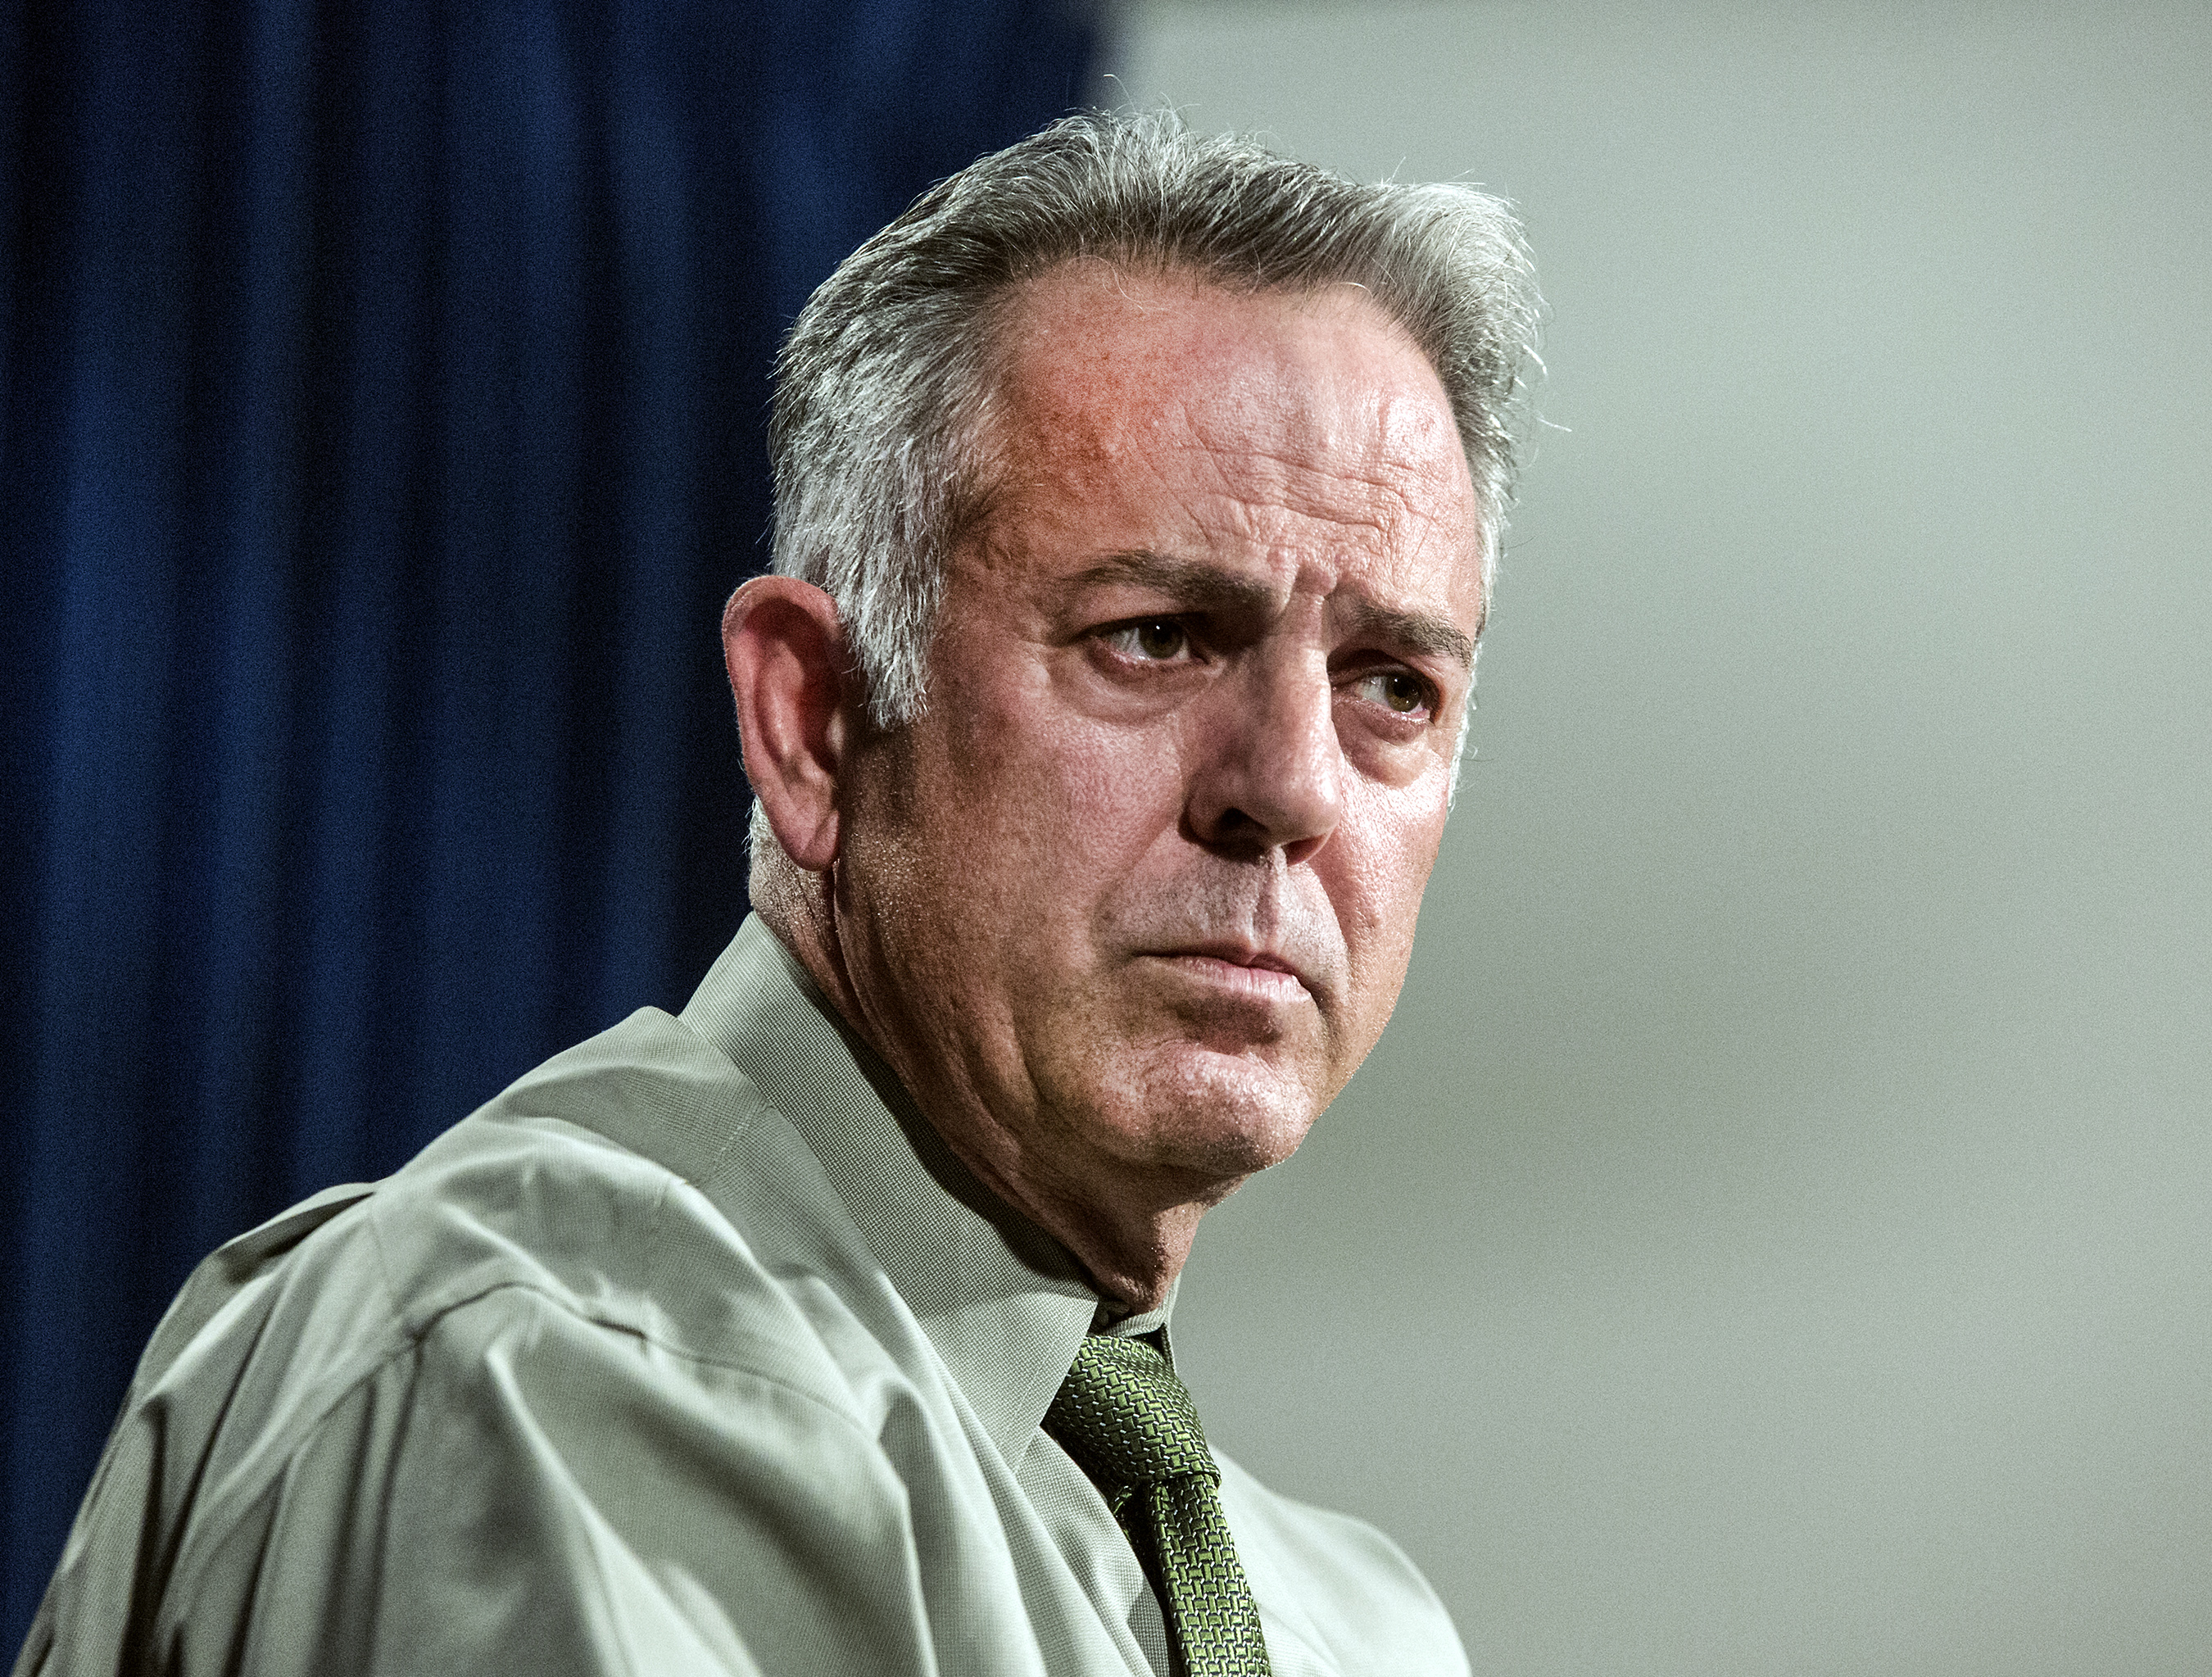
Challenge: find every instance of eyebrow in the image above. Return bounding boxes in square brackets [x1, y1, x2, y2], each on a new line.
[1071, 548, 1479, 673]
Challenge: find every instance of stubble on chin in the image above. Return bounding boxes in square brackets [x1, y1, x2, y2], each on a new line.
[1019, 971, 1334, 1189]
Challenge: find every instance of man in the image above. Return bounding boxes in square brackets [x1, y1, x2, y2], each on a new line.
[19, 111, 1539, 1675]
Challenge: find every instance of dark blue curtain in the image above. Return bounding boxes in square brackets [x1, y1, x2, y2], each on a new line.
[0, 0, 1097, 1645]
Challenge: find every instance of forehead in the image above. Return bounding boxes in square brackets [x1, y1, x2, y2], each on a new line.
[975, 264, 1485, 623]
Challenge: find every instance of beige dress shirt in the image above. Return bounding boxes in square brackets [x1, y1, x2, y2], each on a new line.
[18, 916, 1469, 1676]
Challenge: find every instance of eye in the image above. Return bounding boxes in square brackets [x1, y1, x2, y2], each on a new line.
[1347, 670, 1434, 718]
[1104, 619, 1191, 661]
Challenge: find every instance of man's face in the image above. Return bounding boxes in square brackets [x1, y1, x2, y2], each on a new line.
[834, 263, 1485, 1213]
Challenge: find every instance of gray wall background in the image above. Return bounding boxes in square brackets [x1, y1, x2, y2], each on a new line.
[1103, 4, 2212, 1671]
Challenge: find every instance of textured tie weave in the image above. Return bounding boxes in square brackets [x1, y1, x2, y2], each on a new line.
[1044, 1334, 1272, 1676]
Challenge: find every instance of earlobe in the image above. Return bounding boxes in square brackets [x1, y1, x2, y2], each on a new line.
[723, 577, 853, 872]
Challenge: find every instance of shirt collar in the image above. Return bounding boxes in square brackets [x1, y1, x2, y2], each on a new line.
[679, 915, 1175, 1466]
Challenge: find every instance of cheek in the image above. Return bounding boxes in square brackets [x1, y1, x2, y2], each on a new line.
[1331, 786, 1449, 978]
[941, 680, 1188, 876]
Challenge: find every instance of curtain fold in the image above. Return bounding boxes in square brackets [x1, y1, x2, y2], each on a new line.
[0, 0, 1098, 1644]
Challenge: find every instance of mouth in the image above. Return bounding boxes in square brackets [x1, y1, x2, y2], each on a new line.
[1145, 945, 1314, 1004]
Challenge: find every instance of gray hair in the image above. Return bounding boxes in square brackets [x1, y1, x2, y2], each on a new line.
[752, 109, 1542, 865]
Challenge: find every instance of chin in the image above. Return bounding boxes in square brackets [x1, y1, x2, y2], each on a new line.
[1104, 1044, 1325, 1180]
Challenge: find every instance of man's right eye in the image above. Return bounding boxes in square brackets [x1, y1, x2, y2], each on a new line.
[1104, 619, 1190, 661]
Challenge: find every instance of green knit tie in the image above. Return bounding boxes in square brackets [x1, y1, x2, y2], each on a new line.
[1044, 1333, 1273, 1676]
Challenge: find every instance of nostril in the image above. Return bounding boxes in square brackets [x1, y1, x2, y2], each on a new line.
[1209, 805, 1260, 843]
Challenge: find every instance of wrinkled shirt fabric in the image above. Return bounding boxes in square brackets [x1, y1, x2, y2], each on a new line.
[18, 916, 1468, 1677]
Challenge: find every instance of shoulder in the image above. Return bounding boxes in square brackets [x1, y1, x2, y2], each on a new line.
[236, 1006, 882, 1439]
[1217, 1453, 1471, 1677]
[22, 1010, 920, 1675]
[158, 1005, 886, 1524]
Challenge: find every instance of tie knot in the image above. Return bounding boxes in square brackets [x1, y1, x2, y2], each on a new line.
[1044, 1334, 1218, 1490]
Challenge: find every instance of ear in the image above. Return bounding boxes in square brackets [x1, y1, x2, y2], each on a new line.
[723, 576, 854, 872]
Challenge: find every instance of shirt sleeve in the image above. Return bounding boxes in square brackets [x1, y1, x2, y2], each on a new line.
[18, 1281, 945, 1677]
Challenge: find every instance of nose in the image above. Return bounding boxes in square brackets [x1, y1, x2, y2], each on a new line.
[1184, 658, 1344, 863]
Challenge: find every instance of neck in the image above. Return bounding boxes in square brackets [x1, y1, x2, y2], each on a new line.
[1013, 1184, 1208, 1315]
[929, 1115, 1223, 1314]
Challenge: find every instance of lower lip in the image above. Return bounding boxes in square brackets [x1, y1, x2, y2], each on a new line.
[1157, 954, 1309, 1002]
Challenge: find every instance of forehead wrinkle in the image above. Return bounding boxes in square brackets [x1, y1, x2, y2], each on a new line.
[1176, 446, 1485, 642]
[1167, 393, 1466, 552]
[997, 415, 1482, 642]
[1136, 441, 1430, 567]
